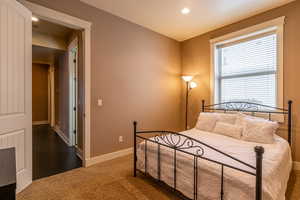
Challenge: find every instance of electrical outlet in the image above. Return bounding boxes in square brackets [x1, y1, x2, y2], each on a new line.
[119, 136, 123, 143]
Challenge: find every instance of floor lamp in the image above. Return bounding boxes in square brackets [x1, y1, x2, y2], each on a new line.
[182, 76, 197, 130]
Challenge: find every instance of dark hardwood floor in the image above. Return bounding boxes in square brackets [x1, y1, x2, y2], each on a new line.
[32, 125, 82, 180]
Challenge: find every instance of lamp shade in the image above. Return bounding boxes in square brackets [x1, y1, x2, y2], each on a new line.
[189, 81, 197, 89]
[32, 16, 39, 22]
[182, 76, 193, 82]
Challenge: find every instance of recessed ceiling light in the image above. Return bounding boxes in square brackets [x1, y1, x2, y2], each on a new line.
[181, 8, 190, 15]
[31, 16, 39, 22]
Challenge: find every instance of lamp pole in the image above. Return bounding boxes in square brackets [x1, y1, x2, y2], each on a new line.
[185, 81, 189, 130]
[182, 76, 197, 130]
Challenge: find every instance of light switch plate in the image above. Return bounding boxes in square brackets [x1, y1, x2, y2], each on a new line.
[98, 99, 103, 106]
[119, 136, 123, 143]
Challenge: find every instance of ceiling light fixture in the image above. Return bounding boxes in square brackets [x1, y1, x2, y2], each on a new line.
[181, 8, 190, 15]
[31, 16, 39, 22]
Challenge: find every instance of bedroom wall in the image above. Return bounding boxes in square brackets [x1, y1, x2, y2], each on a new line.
[25, 0, 183, 157]
[32, 63, 49, 122]
[181, 0, 300, 161]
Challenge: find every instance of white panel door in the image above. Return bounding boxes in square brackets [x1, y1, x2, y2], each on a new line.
[0, 0, 32, 192]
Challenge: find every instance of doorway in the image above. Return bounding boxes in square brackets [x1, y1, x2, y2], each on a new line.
[20, 0, 92, 167]
[0, 0, 91, 192]
[31, 19, 82, 180]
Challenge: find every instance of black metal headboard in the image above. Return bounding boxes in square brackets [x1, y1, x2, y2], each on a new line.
[201, 100, 293, 145]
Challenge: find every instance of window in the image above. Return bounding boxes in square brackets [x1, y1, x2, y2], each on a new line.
[216, 33, 277, 106]
[211, 17, 284, 109]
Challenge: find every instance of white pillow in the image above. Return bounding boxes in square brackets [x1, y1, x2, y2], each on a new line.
[214, 113, 237, 125]
[213, 122, 243, 139]
[195, 112, 237, 132]
[236, 113, 279, 144]
[195, 112, 218, 132]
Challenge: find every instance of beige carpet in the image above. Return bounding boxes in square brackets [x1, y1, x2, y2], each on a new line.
[18, 155, 300, 200]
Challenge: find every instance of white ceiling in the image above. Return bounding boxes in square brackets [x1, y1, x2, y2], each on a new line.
[80, 0, 294, 41]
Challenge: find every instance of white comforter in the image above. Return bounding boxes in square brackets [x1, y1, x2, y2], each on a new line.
[137, 129, 292, 200]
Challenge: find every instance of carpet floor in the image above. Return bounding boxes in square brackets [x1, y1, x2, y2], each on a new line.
[18, 155, 300, 200]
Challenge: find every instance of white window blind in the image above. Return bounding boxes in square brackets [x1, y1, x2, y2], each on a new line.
[216, 33, 277, 107]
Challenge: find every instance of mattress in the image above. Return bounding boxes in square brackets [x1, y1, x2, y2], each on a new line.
[136, 129, 292, 200]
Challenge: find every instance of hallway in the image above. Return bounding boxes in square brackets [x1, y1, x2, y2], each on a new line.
[32, 125, 82, 180]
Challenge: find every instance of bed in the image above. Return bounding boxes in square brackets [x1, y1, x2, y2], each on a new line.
[133, 100, 293, 200]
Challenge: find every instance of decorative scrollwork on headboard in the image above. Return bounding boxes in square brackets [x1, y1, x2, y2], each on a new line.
[153, 132, 205, 157]
[201, 100, 293, 145]
[202, 100, 288, 113]
[219, 102, 260, 112]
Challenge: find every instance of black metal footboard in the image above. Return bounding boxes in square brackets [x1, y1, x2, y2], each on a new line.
[133, 122, 264, 200]
[133, 100, 292, 200]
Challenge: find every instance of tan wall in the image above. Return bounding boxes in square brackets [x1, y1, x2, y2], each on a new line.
[26, 0, 183, 157]
[32, 63, 49, 122]
[181, 1, 300, 161]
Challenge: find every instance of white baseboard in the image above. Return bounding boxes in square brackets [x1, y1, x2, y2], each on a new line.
[53, 125, 71, 146]
[16, 169, 32, 193]
[75, 146, 83, 160]
[85, 147, 132, 167]
[294, 161, 300, 170]
[32, 120, 49, 125]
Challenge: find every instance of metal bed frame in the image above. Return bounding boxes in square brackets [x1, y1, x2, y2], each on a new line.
[133, 100, 293, 200]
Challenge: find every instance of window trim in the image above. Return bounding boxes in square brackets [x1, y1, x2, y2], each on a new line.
[210, 17, 285, 121]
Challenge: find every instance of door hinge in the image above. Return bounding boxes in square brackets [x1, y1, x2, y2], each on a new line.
[73, 59, 76, 63]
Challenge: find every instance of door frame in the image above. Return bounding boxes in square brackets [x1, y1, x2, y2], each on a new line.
[20, 0, 92, 166]
[49, 64, 55, 127]
[68, 37, 78, 147]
